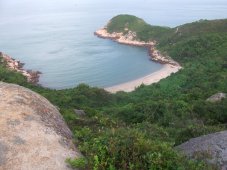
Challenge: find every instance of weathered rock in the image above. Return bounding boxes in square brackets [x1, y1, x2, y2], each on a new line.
[176, 131, 227, 169]
[206, 93, 226, 102]
[74, 109, 86, 116]
[0, 82, 80, 170]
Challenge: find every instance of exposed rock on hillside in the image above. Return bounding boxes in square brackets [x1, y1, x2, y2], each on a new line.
[74, 109, 86, 116]
[0, 82, 80, 170]
[206, 92, 226, 102]
[176, 131, 227, 169]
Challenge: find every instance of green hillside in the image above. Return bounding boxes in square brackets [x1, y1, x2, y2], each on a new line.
[1, 15, 227, 169]
[106, 14, 171, 41]
[159, 19, 227, 49]
[106, 14, 227, 44]
[173, 19, 227, 38]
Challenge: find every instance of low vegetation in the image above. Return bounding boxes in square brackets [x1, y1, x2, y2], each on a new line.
[106, 14, 171, 42]
[1, 15, 227, 169]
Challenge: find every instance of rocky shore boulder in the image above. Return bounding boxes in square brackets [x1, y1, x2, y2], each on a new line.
[0, 82, 80, 170]
[176, 131, 227, 169]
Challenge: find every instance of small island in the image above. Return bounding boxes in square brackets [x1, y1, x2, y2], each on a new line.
[94, 15, 182, 93]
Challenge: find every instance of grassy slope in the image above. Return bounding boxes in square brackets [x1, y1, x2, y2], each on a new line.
[1, 15, 227, 169]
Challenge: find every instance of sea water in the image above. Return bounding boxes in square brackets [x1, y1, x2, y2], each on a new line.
[0, 0, 226, 89]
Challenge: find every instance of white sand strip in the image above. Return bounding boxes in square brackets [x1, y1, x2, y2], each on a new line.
[105, 64, 181, 93]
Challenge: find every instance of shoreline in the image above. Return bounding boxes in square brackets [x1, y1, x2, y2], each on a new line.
[0, 27, 181, 91]
[105, 64, 180, 93]
[95, 28, 182, 93]
[0, 52, 41, 84]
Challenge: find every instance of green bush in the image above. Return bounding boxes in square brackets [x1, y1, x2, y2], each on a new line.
[66, 157, 87, 169]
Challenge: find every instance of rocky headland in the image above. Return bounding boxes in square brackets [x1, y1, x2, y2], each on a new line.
[94, 28, 180, 66]
[0, 52, 41, 84]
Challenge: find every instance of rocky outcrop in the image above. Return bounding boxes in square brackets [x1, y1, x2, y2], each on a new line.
[94, 28, 181, 67]
[95, 28, 153, 46]
[176, 131, 227, 169]
[0, 82, 80, 170]
[206, 93, 226, 102]
[74, 109, 86, 116]
[0, 52, 41, 84]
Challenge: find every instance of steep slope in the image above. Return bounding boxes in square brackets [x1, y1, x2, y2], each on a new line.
[0, 82, 80, 170]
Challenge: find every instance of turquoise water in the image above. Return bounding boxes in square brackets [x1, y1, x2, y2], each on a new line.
[0, 0, 226, 89]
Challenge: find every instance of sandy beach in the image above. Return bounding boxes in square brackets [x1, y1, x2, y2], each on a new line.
[95, 28, 182, 93]
[105, 64, 180, 93]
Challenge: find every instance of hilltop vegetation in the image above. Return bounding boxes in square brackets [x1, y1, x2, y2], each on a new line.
[1, 15, 227, 169]
[106, 14, 227, 44]
[106, 14, 171, 41]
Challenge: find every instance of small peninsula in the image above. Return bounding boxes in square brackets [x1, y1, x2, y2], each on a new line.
[95, 15, 181, 92]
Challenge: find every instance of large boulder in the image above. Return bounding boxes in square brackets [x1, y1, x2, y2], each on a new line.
[0, 82, 80, 170]
[176, 131, 227, 169]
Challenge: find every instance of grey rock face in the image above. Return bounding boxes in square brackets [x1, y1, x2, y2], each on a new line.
[176, 131, 227, 169]
[0, 82, 80, 170]
[206, 93, 226, 102]
[74, 109, 86, 116]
